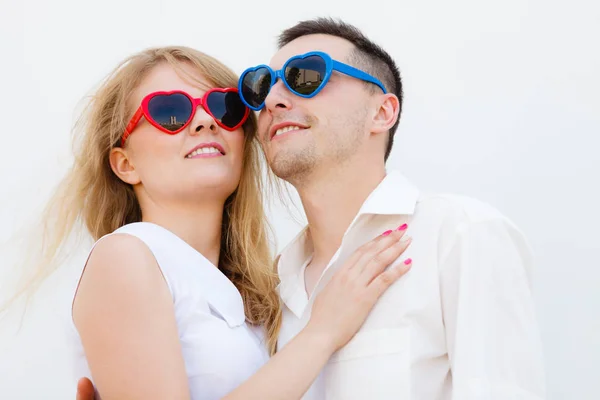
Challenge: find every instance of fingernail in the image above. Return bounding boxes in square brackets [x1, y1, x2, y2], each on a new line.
[396, 223, 408, 231]
[403, 258, 412, 265]
[382, 230, 393, 236]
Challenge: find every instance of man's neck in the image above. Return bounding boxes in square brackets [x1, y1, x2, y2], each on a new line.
[296, 161, 386, 267]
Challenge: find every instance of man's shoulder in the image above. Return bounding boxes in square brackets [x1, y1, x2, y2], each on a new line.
[411, 192, 528, 246]
[412, 192, 532, 268]
[415, 192, 510, 225]
[384, 171, 509, 225]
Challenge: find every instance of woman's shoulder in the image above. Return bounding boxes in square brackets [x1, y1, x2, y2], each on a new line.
[83, 230, 162, 294]
[73, 227, 169, 324]
[83, 222, 198, 299]
[70, 223, 177, 327]
[90, 222, 171, 260]
[91, 230, 154, 264]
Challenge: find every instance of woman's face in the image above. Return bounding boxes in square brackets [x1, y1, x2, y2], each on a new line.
[112, 63, 246, 206]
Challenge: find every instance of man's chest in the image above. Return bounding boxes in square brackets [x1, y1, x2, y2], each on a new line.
[304, 259, 326, 297]
[279, 212, 446, 341]
[278, 244, 448, 400]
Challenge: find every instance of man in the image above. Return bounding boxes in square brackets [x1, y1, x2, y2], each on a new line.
[77, 17, 545, 399]
[247, 17, 545, 399]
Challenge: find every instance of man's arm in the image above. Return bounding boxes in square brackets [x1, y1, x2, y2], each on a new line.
[440, 216, 546, 399]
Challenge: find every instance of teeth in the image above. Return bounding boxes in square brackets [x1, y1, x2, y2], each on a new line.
[186, 147, 221, 158]
[274, 125, 302, 137]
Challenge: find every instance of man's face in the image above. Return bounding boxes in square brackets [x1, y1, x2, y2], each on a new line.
[257, 34, 377, 184]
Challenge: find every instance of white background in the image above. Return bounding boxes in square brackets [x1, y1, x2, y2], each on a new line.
[0, 0, 598, 398]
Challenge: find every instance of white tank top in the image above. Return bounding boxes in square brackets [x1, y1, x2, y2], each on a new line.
[67, 222, 270, 400]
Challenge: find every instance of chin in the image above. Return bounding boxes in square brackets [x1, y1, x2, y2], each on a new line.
[187, 167, 241, 196]
[269, 152, 315, 182]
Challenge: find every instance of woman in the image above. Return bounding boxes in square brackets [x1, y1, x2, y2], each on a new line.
[41, 46, 412, 399]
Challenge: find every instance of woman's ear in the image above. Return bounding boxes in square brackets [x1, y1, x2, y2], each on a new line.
[109, 147, 141, 185]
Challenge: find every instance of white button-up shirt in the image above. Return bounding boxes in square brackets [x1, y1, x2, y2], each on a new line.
[276, 171, 545, 399]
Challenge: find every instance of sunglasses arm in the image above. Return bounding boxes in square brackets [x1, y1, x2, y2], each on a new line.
[332, 61, 388, 94]
[121, 106, 145, 147]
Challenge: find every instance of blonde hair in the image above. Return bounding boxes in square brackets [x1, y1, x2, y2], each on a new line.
[8, 46, 282, 355]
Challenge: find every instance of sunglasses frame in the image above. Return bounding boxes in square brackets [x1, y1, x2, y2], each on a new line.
[121, 88, 249, 147]
[238, 51, 388, 111]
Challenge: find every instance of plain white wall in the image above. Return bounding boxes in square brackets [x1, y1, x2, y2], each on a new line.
[1, 0, 598, 398]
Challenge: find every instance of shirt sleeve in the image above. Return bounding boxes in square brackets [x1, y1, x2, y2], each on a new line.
[439, 216, 546, 399]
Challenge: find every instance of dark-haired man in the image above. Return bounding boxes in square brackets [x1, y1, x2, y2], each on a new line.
[245, 17, 545, 399]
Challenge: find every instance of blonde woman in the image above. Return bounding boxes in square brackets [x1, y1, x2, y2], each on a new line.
[32, 46, 412, 399]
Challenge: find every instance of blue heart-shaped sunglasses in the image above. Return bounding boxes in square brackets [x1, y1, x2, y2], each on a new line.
[238, 51, 387, 111]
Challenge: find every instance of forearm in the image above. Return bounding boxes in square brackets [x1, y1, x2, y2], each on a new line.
[224, 227, 412, 399]
[223, 328, 335, 400]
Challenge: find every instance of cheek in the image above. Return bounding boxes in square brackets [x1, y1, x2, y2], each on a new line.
[328, 97, 366, 126]
[224, 130, 246, 169]
[315, 100, 366, 146]
[129, 130, 180, 176]
[257, 112, 269, 138]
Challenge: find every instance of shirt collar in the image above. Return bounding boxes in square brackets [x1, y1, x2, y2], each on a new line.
[276, 226, 312, 317]
[357, 170, 420, 216]
[276, 170, 420, 316]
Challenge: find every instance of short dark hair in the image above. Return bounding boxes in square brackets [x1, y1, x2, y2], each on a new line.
[278, 17, 403, 161]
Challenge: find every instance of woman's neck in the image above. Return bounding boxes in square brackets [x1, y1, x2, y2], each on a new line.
[140, 199, 224, 267]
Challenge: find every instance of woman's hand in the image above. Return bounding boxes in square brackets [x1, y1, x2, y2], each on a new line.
[305, 226, 412, 352]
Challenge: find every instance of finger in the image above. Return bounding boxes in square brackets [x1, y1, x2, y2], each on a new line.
[359, 235, 412, 284]
[76, 377, 95, 400]
[349, 227, 409, 279]
[367, 258, 413, 300]
[335, 226, 404, 275]
[350, 224, 406, 275]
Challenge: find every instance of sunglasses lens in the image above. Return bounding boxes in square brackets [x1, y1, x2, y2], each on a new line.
[285, 55, 326, 96]
[147, 93, 193, 132]
[206, 91, 247, 129]
[241, 67, 272, 108]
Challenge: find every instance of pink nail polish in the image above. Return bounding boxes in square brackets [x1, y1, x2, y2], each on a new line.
[403, 258, 412, 265]
[382, 230, 393, 236]
[397, 223, 408, 231]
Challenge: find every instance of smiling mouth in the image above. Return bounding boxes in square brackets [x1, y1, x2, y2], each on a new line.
[272, 125, 306, 140]
[185, 146, 224, 158]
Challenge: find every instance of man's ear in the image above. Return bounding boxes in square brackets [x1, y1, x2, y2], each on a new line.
[109, 147, 141, 185]
[370, 93, 400, 135]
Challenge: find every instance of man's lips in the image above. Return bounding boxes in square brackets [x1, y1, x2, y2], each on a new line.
[269, 122, 309, 140]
